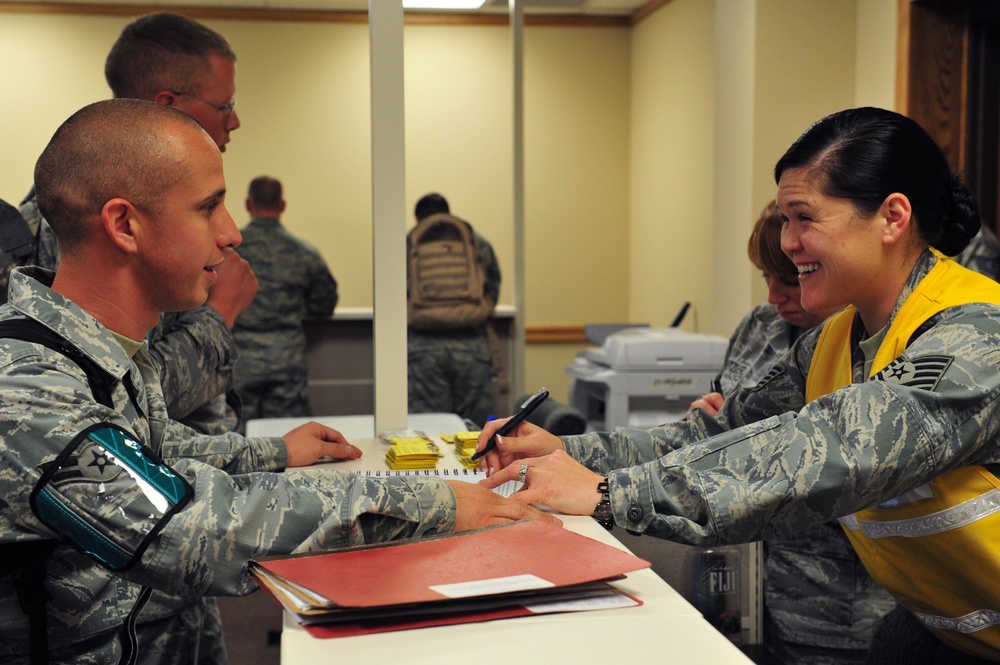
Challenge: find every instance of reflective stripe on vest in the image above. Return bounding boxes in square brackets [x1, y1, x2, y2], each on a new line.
[840, 486, 1000, 539]
[807, 253, 1000, 659]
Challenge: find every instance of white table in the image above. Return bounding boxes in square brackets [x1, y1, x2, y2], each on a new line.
[248, 414, 753, 664]
[247, 412, 468, 441]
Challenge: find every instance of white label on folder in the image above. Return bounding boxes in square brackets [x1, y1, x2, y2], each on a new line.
[430, 574, 554, 599]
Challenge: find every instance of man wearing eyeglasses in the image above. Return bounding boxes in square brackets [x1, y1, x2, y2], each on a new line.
[10, 12, 256, 664]
[105, 13, 241, 153]
[18, 12, 252, 438]
[103, 12, 256, 440]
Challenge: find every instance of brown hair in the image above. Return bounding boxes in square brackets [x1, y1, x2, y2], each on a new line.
[35, 99, 206, 250]
[105, 12, 236, 101]
[248, 176, 283, 210]
[746, 199, 796, 279]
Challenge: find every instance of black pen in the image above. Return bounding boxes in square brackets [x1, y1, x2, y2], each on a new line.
[471, 387, 549, 461]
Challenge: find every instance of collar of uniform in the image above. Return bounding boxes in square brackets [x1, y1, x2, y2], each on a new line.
[6, 267, 134, 384]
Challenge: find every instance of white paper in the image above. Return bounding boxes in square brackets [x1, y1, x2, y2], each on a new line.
[430, 573, 554, 598]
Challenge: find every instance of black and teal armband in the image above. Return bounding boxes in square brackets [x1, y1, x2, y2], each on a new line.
[30, 424, 193, 571]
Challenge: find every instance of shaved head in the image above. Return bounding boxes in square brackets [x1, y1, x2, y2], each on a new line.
[34, 99, 213, 250]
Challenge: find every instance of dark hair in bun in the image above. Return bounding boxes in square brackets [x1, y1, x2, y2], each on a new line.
[774, 107, 980, 256]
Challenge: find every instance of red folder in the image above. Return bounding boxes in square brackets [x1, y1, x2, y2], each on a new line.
[250, 519, 649, 637]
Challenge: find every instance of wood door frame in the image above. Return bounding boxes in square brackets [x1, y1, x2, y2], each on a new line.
[899, 0, 1000, 232]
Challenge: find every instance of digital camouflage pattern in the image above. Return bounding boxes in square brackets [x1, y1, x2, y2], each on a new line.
[956, 225, 1000, 283]
[131, 597, 227, 665]
[0, 195, 60, 305]
[232, 216, 338, 422]
[709, 303, 895, 661]
[0, 268, 460, 664]
[10, 196, 242, 659]
[562, 252, 1000, 633]
[714, 303, 794, 397]
[148, 308, 240, 435]
[408, 230, 500, 427]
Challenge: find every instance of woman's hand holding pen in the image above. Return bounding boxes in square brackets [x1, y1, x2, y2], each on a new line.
[475, 417, 564, 475]
[479, 449, 605, 517]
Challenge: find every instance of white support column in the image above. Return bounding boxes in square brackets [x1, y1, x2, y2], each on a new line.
[510, 0, 526, 400]
[369, 0, 408, 434]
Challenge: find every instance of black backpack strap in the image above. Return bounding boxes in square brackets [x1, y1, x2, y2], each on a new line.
[0, 319, 114, 408]
[0, 318, 117, 662]
[7, 540, 57, 665]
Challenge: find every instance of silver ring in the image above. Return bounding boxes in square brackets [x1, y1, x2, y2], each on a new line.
[518, 464, 529, 484]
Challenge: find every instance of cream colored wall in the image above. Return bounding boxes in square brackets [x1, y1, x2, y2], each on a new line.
[2, 14, 123, 203]
[526, 0, 719, 408]
[711, 0, 758, 337]
[628, 0, 715, 331]
[524, 26, 630, 325]
[855, 0, 898, 110]
[742, 0, 898, 310]
[0, 3, 900, 410]
[742, 0, 860, 309]
[522, 25, 631, 402]
[0, 14, 629, 317]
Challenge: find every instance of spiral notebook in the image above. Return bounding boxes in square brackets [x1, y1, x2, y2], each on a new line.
[358, 467, 521, 497]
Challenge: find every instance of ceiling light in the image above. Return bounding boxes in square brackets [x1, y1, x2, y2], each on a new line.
[402, 0, 488, 8]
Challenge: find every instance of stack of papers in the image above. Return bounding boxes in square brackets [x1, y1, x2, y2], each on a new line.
[450, 431, 481, 468]
[250, 519, 649, 638]
[380, 430, 443, 470]
[384, 441, 442, 470]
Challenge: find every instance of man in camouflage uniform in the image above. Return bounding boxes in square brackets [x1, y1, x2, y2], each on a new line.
[232, 176, 338, 424]
[6, 11, 256, 662]
[8, 13, 250, 663]
[14, 12, 254, 436]
[0, 99, 555, 665]
[104, 11, 255, 439]
[407, 193, 501, 427]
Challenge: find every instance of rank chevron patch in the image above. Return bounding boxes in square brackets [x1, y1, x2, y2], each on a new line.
[755, 363, 786, 388]
[870, 355, 953, 392]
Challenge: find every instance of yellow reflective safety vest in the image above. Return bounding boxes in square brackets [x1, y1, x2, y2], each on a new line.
[806, 253, 1000, 659]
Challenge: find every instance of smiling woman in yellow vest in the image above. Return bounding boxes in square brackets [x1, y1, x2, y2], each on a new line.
[475, 107, 1000, 664]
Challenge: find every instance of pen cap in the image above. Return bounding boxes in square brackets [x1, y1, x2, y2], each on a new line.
[512, 394, 586, 436]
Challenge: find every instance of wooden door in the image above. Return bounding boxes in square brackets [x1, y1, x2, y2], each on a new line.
[900, 0, 1000, 232]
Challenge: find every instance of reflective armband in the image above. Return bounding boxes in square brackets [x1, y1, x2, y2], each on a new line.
[30, 423, 193, 571]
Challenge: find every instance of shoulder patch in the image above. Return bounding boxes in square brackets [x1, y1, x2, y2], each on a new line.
[870, 355, 953, 392]
[44, 445, 124, 484]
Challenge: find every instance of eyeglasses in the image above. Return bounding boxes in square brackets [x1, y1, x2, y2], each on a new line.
[170, 91, 237, 116]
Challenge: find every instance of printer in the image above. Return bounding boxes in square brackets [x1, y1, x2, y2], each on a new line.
[567, 326, 728, 429]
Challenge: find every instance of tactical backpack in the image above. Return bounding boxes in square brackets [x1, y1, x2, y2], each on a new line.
[406, 213, 493, 330]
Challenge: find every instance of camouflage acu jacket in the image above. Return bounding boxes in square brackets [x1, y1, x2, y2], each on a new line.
[710, 302, 895, 653]
[564, 251, 1000, 548]
[0, 268, 458, 663]
[714, 303, 794, 397]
